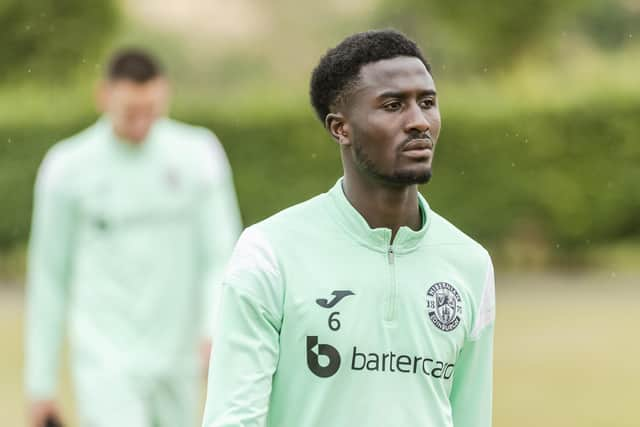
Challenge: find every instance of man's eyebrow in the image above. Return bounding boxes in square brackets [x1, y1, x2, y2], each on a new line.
[376, 89, 437, 99]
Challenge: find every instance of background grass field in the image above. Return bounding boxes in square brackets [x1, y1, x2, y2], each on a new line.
[2, 272, 638, 426]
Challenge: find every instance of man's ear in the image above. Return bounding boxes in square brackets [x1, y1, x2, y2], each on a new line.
[325, 112, 350, 146]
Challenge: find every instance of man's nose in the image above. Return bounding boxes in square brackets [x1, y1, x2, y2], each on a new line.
[404, 102, 430, 134]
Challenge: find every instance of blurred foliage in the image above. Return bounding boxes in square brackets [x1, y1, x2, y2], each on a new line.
[1, 0, 639, 271]
[0, 0, 119, 83]
[374, 0, 638, 73]
[1, 98, 639, 259]
[374, 0, 573, 71]
[579, 0, 640, 48]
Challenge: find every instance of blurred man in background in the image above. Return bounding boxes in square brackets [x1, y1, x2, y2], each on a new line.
[202, 29, 494, 427]
[25, 49, 242, 427]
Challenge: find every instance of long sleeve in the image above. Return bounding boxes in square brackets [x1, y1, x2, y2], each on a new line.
[202, 226, 283, 427]
[450, 258, 496, 427]
[198, 134, 243, 337]
[25, 149, 76, 398]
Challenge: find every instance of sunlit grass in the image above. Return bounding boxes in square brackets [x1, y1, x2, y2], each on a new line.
[584, 240, 640, 272]
[2, 273, 639, 426]
[0, 291, 77, 427]
[0, 244, 27, 286]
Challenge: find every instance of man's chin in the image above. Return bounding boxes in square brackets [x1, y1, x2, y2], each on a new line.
[390, 168, 432, 185]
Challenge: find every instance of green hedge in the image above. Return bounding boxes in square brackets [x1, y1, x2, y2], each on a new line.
[0, 0, 119, 83]
[1, 101, 639, 252]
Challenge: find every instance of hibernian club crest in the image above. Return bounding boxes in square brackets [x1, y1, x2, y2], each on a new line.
[426, 282, 462, 332]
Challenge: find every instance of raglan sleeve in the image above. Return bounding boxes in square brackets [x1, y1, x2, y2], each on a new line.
[450, 254, 496, 427]
[202, 225, 283, 427]
[25, 148, 77, 399]
[197, 131, 243, 337]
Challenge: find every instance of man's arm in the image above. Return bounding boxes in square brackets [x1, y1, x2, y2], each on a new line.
[25, 148, 76, 423]
[202, 226, 283, 427]
[450, 257, 496, 427]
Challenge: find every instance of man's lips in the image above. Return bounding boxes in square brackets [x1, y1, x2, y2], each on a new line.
[402, 138, 433, 152]
[401, 138, 434, 159]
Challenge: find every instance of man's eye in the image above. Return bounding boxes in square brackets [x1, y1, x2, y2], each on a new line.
[420, 98, 435, 109]
[383, 102, 401, 111]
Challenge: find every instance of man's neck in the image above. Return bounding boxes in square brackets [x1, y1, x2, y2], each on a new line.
[112, 128, 145, 146]
[342, 172, 422, 242]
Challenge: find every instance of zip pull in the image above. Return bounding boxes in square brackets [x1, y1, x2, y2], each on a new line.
[387, 246, 395, 265]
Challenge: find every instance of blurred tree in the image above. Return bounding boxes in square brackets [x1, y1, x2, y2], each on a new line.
[0, 0, 119, 83]
[374, 0, 588, 72]
[578, 0, 640, 48]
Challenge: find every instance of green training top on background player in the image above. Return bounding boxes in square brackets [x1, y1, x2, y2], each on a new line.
[202, 29, 495, 427]
[25, 49, 242, 427]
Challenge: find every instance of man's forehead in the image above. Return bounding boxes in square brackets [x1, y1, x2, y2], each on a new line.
[108, 77, 166, 92]
[357, 56, 434, 93]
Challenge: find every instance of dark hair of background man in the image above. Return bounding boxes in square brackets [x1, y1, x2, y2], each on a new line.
[107, 48, 164, 83]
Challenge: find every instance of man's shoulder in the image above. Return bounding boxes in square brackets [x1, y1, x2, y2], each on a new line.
[247, 192, 331, 244]
[227, 194, 329, 282]
[38, 122, 104, 185]
[426, 208, 490, 259]
[50, 121, 103, 155]
[159, 118, 229, 172]
[160, 118, 221, 149]
[426, 209, 493, 311]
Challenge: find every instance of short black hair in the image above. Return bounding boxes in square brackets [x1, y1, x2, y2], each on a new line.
[106, 48, 164, 83]
[310, 29, 431, 122]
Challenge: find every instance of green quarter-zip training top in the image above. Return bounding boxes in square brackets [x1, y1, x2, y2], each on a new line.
[26, 117, 242, 399]
[203, 179, 495, 427]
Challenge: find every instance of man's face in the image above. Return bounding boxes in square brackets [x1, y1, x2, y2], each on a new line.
[340, 56, 441, 185]
[98, 77, 169, 143]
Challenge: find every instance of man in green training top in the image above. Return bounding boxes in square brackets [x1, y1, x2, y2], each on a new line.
[26, 49, 242, 427]
[202, 29, 495, 427]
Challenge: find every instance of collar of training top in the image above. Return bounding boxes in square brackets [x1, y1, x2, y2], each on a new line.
[327, 178, 431, 254]
[96, 115, 164, 155]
